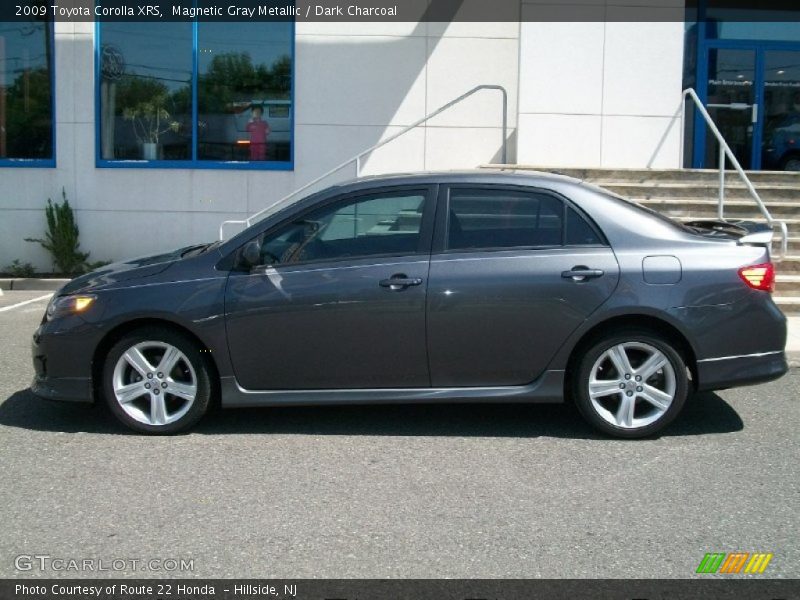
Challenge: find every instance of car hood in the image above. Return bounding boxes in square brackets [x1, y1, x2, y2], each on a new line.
[58, 245, 206, 295]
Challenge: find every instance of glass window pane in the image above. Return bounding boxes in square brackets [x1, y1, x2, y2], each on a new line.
[762, 50, 800, 171]
[0, 20, 53, 160]
[197, 22, 293, 163]
[705, 19, 800, 43]
[447, 189, 563, 250]
[565, 206, 602, 245]
[704, 48, 756, 169]
[260, 192, 425, 264]
[99, 23, 192, 161]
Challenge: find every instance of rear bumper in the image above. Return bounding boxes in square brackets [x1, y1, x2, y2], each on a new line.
[696, 350, 788, 392]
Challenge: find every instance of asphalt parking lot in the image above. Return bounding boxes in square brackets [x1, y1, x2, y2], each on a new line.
[0, 290, 798, 579]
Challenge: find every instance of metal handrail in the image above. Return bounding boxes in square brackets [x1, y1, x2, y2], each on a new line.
[219, 84, 508, 240]
[681, 88, 788, 261]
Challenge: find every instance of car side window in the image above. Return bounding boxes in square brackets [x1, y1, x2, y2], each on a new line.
[447, 188, 564, 251]
[257, 191, 427, 265]
[565, 205, 603, 245]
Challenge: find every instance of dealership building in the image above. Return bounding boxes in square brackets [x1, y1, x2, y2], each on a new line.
[1, 3, 799, 269]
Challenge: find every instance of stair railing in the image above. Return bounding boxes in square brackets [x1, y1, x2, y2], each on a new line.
[681, 88, 788, 261]
[219, 84, 508, 240]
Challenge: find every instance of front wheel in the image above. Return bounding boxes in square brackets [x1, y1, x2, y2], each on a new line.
[102, 327, 212, 434]
[573, 331, 689, 438]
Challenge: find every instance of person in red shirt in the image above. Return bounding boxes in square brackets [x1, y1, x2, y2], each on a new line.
[246, 105, 270, 161]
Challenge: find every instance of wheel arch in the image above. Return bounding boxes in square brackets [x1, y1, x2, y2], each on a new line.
[91, 317, 221, 402]
[563, 314, 698, 396]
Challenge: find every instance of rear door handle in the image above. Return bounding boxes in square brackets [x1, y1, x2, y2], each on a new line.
[379, 274, 423, 290]
[561, 266, 604, 281]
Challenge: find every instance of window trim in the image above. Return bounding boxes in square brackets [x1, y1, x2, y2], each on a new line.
[229, 184, 438, 271]
[0, 19, 56, 168]
[433, 184, 608, 255]
[94, 18, 295, 171]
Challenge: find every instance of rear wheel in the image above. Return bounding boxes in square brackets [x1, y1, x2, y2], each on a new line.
[102, 327, 212, 434]
[573, 330, 688, 438]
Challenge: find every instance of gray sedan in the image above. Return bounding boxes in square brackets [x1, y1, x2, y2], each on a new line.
[31, 171, 788, 437]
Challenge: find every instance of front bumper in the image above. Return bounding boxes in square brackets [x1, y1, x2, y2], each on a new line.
[696, 350, 788, 392]
[31, 318, 99, 403]
[30, 374, 93, 403]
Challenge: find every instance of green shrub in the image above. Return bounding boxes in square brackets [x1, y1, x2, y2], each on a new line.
[4, 259, 36, 278]
[25, 189, 90, 275]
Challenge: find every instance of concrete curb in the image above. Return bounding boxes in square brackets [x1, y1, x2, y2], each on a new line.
[0, 278, 69, 292]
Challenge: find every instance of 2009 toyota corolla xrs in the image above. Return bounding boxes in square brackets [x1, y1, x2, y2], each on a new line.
[31, 171, 788, 437]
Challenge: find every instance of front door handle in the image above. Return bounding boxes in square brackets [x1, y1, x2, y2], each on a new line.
[561, 266, 604, 282]
[379, 274, 423, 290]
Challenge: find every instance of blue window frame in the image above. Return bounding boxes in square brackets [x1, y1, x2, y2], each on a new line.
[95, 18, 294, 170]
[0, 19, 55, 168]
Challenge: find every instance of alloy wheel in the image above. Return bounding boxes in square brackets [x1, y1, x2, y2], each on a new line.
[587, 341, 676, 429]
[111, 341, 198, 426]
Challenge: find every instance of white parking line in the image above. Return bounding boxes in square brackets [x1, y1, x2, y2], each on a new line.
[0, 293, 52, 313]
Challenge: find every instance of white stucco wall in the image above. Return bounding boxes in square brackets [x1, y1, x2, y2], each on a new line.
[0, 21, 519, 271]
[516, 4, 685, 169]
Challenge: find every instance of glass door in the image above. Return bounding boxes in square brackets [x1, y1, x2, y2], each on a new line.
[761, 50, 800, 171]
[698, 47, 758, 169]
[696, 44, 800, 171]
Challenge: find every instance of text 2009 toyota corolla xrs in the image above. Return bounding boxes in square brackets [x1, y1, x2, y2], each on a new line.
[31, 171, 788, 437]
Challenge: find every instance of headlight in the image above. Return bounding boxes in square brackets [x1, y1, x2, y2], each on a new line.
[46, 295, 97, 321]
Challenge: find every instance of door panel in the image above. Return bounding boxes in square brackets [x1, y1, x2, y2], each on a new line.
[224, 186, 435, 390]
[225, 257, 430, 389]
[426, 248, 619, 387]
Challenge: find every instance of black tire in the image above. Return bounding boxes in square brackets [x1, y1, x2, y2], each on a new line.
[102, 326, 212, 434]
[572, 329, 689, 438]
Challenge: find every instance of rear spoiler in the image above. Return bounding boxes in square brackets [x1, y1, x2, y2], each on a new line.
[684, 219, 788, 262]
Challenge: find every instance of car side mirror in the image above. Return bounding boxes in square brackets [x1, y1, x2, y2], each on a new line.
[241, 241, 262, 268]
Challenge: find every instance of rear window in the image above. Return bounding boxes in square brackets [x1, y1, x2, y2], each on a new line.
[591, 186, 694, 234]
[446, 187, 604, 251]
[447, 189, 563, 250]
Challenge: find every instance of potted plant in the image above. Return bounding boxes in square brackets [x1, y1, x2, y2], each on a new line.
[123, 94, 180, 160]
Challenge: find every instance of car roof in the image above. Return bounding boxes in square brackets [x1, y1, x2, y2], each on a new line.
[329, 168, 583, 192]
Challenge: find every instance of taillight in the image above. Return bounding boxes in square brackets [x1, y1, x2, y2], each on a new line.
[738, 262, 775, 292]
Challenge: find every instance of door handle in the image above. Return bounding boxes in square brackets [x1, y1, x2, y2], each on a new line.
[561, 266, 604, 282]
[379, 274, 423, 290]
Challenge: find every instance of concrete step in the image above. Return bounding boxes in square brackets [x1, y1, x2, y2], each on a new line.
[602, 182, 800, 202]
[490, 165, 800, 186]
[775, 296, 800, 314]
[775, 274, 800, 297]
[775, 257, 800, 272]
[786, 238, 800, 253]
[634, 198, 800, 220]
